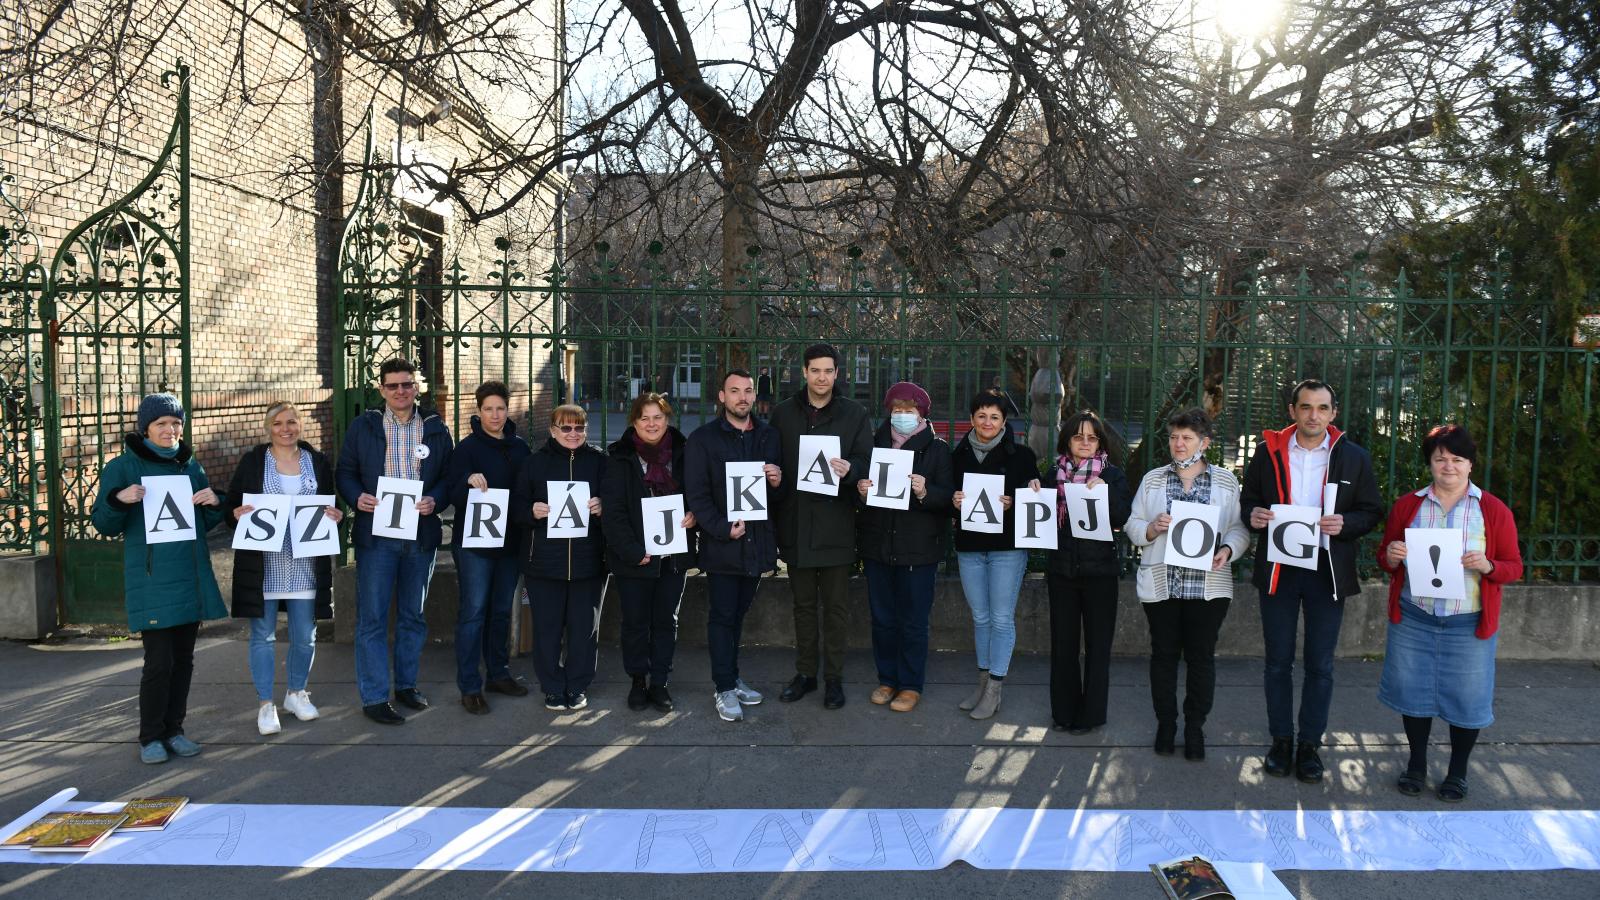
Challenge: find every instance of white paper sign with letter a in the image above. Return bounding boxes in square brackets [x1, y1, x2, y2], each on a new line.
[291, 495, 340, 557]
[372, 477, 423, 540]
[641, 494, 689, 556]
[959, 473, 1005, 534]
[865, 447, 914, 510]
[232, 493, 290, 552]
[1405, 527, 1466, 601]
[142, 475, 196, 544]
[1061, 483, 1113, 542]
[724, 461, 769, 522]
[546, 481, 591, 539]
[460, 488, 511, 549]
[1163, 500, 1220, 571]
[1013, 489, 1057, 550]
[1267, 504, 1322, 571]
[796, 434, 842, 496]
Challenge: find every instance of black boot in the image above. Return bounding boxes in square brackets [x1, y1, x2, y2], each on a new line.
[1264, 737, 1294, 777]
[1295, 741, 1325, 783]
[1184, 725, 1206, 761]
[627, 675, 649, 711]
[1154, 721, 1177, 756]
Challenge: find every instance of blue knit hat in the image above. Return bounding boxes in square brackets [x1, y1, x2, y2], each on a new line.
[136, 393, 185, 435]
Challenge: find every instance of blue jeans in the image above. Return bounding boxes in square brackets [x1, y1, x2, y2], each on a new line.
[707, 573, 761, 692]
[864, 560, 938, 692]
[956, 550, 1028, 677]
[249, 597, 317, 701]
[452, 549, 521, 695]
[354, 539, 436, 706]
[1260, 566, 1345, 744]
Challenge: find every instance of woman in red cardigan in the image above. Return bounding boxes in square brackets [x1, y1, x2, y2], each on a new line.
[1375, 425, 1522, 803]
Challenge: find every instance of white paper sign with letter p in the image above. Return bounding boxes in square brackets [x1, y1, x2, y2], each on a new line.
[232, 493, 290, 552]
[796, 434, 842, 496]
[1267, 504, 1322, 571]
[1061, 483, 1113, 542]
[865, 447, 914, 510]
[724, 461, 769, 522]
[641, 494, 689, 556]
[546, 481, 591, 539]
[1014, 489, 1057, 550]
[290, 495, 340, 557]
[372, 477, 423, 540]
[142, 475, 197, 544]
[1163, 499, 1221, 571]
[959, 473, 1005, 534]
[1405, 527, 1466, 601]
[460, 488, 511, 549]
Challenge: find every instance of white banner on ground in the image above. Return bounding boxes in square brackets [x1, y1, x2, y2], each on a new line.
[231, 494, 290, 552]
[290, 496, 340, 558]
[3, 802, 1597, 875]
[141, 475, 196, 544]
[372, 477, 423, 540]
[795, 434, 842, 496]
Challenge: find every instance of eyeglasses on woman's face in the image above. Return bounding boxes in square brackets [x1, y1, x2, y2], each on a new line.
[553, 424, 586, 434]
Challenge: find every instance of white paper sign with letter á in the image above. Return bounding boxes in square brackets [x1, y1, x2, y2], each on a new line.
[1163, 499, 1220, 571]
[142, 475, 197, 544]
[959, 473, 1005, 534]
[724, 461, 769, 522]
[1061, 483, 1113, 542]
[372, 476, 423, 540]
[865, 447, 914, 510]
[796, 434, 842, 496]
[460, 488, 510, 549]
[641, 494, 689, 556]
[290, 495, 340, 557]
[1404, 527, 1467, 601]
[1013, 489, 1057, 550]
[232, 493, 290, 552]
[1267, 504, 1322, 571]
[546, 481, 591, 539]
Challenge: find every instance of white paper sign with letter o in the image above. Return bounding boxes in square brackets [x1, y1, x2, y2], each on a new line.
[724, 461, 769, 522]
[959, 473, 1005, 534]
[1266, 504, 1322, 571]
[1061, 483, 1113, 542]
[290, 495, 341, 557]
[232, 493, 290, 552]
[865, 447, 914, 510]
[460, 488, 511, 549]
[1404, 527, 1467, 601]
[796, 434, 842, 496]
[1013, 489, 1057, 550]
[142, 475, 197, 544]
[372, 476, 423, 540]
[641, 494, 689, 556]
[1163, 499, 1221, 571]
[546, 481, 591, 539]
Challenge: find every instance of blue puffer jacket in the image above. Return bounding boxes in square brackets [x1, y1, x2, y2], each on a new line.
[335, 405, 454, 550]
[511, 437, 608, 581]
[446, 416, 532, 556]
[683, 415, 782, 577]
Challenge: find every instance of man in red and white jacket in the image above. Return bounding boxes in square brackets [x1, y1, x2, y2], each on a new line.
[1240, 379, 1384, 784]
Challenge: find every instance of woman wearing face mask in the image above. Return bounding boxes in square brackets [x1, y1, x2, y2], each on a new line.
[1125, 407, 1250, 761]
[855, 383, 954, 713]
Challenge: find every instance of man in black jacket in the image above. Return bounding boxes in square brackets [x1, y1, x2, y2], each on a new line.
[769, 343, 874, 709]
[1240, 379, 1384, 783]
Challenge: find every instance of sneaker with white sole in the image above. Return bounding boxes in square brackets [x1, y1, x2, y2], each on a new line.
[257, 703, 281, 736]
[714, 690, 744, 722]
[283, 690, 320, 721]
[733, 678, 763, 706]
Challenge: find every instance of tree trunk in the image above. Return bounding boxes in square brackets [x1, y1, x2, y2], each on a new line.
[719, 143, 762, 374]
[302, 6, 344, 390]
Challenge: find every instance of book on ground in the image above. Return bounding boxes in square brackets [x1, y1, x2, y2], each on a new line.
[1151, 855, 1235, 900]
[1, 812, 73, 849]
[118, 796, 189, 832]
[29, 813, 130, 853]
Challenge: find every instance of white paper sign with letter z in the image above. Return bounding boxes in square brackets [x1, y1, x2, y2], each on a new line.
[1163, 500, 1220, 572]
[795, 434, 842, 496]
[142, 475, 197, 545]
[546, 481, 591, 539]
[460, 488, 511, 549]
[290, 496, 340, 557]
[724, 461, 769, 522]
[372, 477, 423, 540]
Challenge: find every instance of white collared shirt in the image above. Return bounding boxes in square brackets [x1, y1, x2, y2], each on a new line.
[1287, 430, 1330, 507]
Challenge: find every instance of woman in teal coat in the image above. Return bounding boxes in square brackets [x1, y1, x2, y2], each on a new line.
[91, 393, 228, 764]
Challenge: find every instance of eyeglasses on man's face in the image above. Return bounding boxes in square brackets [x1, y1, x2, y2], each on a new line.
[382, 381, 417, 392]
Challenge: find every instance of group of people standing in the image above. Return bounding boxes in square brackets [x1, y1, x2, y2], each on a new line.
[93, 358, 1521, 804]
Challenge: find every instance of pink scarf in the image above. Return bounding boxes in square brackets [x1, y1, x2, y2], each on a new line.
[890, 419, 928, 449]
[1055, 451, 1107, 526]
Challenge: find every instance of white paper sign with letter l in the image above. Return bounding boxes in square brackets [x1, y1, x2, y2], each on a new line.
[1404, 527, 1467, 601]
[460, 488, 510, 549]
[865, 447, 914, 510]
[231, 493, 290, 552]
[724, 461, 769, 522]
[1014, 489, 1057, 550]
[290, 495, 340, 557]
[795, 434, 842, 496]
[641, 494, 689, 556]
[959, 473, 1005, 534]
[546, 481, 591, 539]
[372, 477, 423, 540]
[1061, 483, 1113, 542]
[1267, 504, 1322, 571]
[142, 475, 196, 544]
[1163, 499, 1221, 571]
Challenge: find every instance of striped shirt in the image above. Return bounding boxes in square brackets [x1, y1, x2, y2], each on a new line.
[1401, 482, 1487, 616]
[262, 449, 317, 597]
[382, 405, 422, 481]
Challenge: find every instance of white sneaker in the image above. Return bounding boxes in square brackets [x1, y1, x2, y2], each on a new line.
[733, 678, 763, 706]
[257, 703, 281, 735]
[714, 690, 744, 722]
[283, 690, 320, 721]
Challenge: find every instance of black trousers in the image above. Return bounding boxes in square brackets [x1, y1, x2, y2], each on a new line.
[789, 563, 852, 680]
[1047, 573, 1119, 729]
[139, 622, 200, 746]
[617, 570, 687, 686]
[707, 573, 761, 693]
[527, 576, 607, 696]
[1142, 596, 1231, 728]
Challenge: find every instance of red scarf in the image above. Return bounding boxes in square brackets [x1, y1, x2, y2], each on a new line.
[631, 429, 677, 494]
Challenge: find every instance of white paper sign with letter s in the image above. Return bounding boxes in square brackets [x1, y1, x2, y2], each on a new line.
[1163, 499, 1221, 571]
[1061, 483, 1113, 542]
[290, 495, 340, 557]
[546, 481, 591, 539]
[460, 488, 511, 549]
[865, 447, 914, 510]
[1404, 527, 1466, 601]
[1267, 504, 1322, 571]
[142, 475, 197, 544]
[232, 493, 290, 552]
[641, 494, 689, 556]
[1013, 489, 1057, 550]
[796, 434, 842, 496]
[724, 461, 769, 522]
[959, 473, 1005, 534]
[372, 476, 423, 540]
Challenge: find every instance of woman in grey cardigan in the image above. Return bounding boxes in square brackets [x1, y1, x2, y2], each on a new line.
[1124, 408, 1250, 762]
